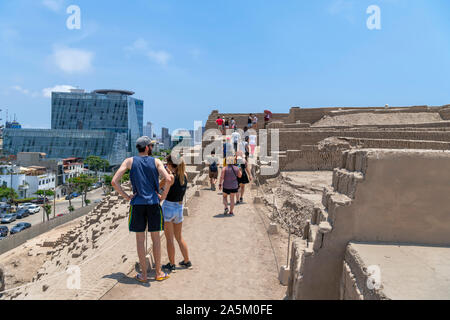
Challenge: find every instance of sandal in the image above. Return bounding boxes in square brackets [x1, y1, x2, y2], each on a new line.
[224, 208, 229, 215]
[156, 272, 170, 282]
[135, 273, 149, 283]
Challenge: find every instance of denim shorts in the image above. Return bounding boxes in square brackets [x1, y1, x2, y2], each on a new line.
[162, 200, 184, 224]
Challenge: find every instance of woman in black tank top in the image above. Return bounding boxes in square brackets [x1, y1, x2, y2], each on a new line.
[160, 155, 192, 272]
[166, 173, 188, 203]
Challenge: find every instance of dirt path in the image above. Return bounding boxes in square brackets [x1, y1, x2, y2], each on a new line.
[102, 182, 287, 300]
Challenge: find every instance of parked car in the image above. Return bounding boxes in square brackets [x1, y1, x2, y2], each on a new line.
[65, 194, 74, 200]
[57, 214, 64, 217]
[10, 222, 31, 235]
[27, 205, 40, 214]
[16, 209, 30, 219]
[72, 192, 80, 197]
[0, 202, 11, 210]
[0, 226, 8, 237]
[32, 197, 49, 204]
[18, 203, 34, 210]
[1, 214, 17, 224]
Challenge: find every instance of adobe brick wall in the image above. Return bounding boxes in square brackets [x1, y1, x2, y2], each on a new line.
[272, 129, 450, 151]
[288, 149, 450, 300]
[440, 107, 450, 120]
[339, 137, 450, 150]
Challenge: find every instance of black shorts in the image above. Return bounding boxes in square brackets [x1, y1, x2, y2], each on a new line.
[128, 204, 164, 233]
[223, 188, 239, 195]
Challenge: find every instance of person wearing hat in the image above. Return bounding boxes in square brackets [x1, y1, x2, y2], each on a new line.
[112, 136, 174, 283]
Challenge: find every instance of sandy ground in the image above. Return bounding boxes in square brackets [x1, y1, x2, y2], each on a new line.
[1, 171, 292, 300]
[102, 177, 288, 300]
[312, 112, 443, 127]
[0, 188, 136, 300]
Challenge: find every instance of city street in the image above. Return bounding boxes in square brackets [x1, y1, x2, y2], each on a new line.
[1, 187, 106, 231]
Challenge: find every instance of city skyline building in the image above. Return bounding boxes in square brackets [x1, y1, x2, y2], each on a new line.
[3, 89, 144, 165]
[162, 127, 171, 149]
[143, 122, 154, 139]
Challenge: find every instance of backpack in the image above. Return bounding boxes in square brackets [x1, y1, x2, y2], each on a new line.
[210, 160, 218, 172]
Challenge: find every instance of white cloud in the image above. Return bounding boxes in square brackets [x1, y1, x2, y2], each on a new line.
[51, 47, 94, 74]
[10, 86, 40, 98]
[146, 50, 171, 66]
[42, 85, 77, 98]
[42, 0, 65, 12]
[11, 85, 29, 95]
[125, 39, 171, 66]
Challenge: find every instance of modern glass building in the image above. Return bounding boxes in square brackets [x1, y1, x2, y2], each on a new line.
[3, 89, 144, 165]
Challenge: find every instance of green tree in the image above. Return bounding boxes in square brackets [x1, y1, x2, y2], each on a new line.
[85, 156, 110, 178]
[121, 170, 130, 184]
[0, 187, 18, 206]
[35, 189, 55, 198]
[103, 175, 113, 195]
[43, 203, 52, 221]
[68, 174, 96, 207]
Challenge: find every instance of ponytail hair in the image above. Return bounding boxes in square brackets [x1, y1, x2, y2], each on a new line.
[166, 155, 186, 185]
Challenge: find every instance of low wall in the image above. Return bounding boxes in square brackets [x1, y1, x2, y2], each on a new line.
[339, 137, 450, 150]
[0, 204, 95, 255]
[280, 148, 344, 171]
[272, 129, 450, 151]
[287, 105, 448, 125]
[312, 121, 450, 130]
[439, 107, 450, 120]
[288, 149, 450, 299]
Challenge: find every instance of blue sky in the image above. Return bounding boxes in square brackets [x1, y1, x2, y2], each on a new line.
[0, 0, 449, 134]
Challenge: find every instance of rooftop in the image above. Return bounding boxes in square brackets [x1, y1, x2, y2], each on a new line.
[92, 89, 135, 96]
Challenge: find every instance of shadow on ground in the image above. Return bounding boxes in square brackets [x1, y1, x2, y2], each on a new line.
[103, 272, 151, 288]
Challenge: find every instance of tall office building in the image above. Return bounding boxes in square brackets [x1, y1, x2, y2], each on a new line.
[143, 122, 154, 139]
[161, 127, 171, 149]
[3, 89, 144, 165]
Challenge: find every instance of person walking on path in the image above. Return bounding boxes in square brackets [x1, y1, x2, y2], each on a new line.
[224, 118, 230, 131]
[231, 130, 241, 153]
[160, 155, 192, 272]
[216, 117, 224, 133]
[223, 136, 234, 167]
[249, 132, 257, 157]
[231, 117, 236, 130]
[242, 136, 250, 159]
[112, 136, 173, 283]
[236, 156, 252, 204]
[219, 156, 242, 216]
[252, 114, 258, 129]
[264, 110, 272, 129]
[207, 151, 219, 191]
[242, 126, 250, 141]
[248, 114, 253, 128]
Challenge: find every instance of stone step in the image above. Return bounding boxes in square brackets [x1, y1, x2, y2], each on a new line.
[332, 168, 364, 199]
[321, 187, 352, 223]
[340, 150, 369, 173]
